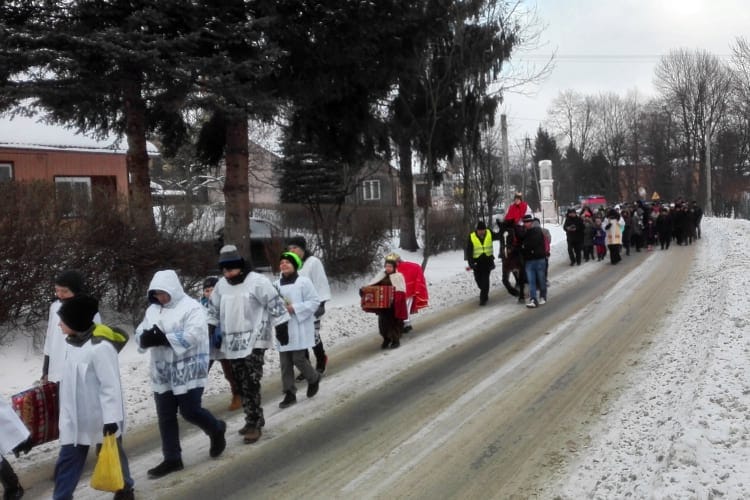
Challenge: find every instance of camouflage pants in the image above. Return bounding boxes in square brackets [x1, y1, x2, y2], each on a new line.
[230, 349, 266, 429]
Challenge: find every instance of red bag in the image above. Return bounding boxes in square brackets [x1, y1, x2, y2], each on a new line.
[361, 285, 394, 312]
[11, 382, 60, 446]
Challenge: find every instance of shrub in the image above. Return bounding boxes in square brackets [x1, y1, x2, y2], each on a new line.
[0, 181, 215, 345]
[425, 208, 465, 253]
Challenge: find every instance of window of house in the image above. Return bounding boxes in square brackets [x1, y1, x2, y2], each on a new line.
[362, 179, 381, 201]
[55, 176, 92, 217]
[0, 162, 12, 181]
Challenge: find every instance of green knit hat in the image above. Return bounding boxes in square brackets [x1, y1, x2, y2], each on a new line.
[280, 251, 302, 270]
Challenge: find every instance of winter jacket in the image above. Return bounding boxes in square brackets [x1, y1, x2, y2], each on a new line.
[593, 226, 607, 246]
[605, 217, 624, 245]
[274, 274, 320, 352]
[631, 212, 643, 236]
[655, 213, 673, 237]
[563, 215, 585, 244]
[207, 271, 291, 359]
[59, 324, 128, 446]
[465, 231, 496, 272]
[504, 201, 530, 225]
[0, 397, 29, 455]
[136, 270, 210, 395]
[43, 300, 101, 383]
[520, 226, 546, 261]
[582, 218, 595, 246]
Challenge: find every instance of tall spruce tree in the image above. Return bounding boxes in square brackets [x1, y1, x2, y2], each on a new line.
[404, 0, 518, 262]
[187, 0, 282, 262]
[273, 0, 425, 261]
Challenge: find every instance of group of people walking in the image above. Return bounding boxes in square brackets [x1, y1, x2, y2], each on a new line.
[566, 198, 703, 267]
[465, 194, 703, 310]
[2, 234, 334, 499]
[466, 193, 551, 309]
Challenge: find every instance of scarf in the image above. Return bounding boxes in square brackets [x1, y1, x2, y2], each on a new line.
[65, 326, 94, 348]
[227, 269, 248, 285]
[280, 272, 298, 286]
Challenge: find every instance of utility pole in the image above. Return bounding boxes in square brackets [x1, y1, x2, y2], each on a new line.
[526, 136, 539, 206]
[501, 114, 510, 208]
[705, 130, 712, 216]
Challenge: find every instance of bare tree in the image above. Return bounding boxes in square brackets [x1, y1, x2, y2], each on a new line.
[547, 89, 595, 159]
[593, 92, 627, 188]
[654, 49, 733, 204]
[730, 37, 750, 114]
[490, 1, 555, 97]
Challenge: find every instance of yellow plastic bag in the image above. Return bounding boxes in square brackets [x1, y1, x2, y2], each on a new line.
[90, 434, 125, 492]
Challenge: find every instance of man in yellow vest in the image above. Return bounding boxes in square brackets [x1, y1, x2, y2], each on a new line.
[465, 220, 497, 306]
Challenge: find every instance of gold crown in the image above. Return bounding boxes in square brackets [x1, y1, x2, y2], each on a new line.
[385, 252, 401, 262]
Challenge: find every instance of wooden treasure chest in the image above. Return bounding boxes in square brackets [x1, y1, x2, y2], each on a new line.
[11, 382, 60, 446]
[361, 285, 394, 312]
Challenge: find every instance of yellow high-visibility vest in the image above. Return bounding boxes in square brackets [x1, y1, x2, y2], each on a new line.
[470, 231, 493, 258]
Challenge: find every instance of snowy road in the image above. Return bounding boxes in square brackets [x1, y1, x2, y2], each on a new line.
[117, 246, 695, 499]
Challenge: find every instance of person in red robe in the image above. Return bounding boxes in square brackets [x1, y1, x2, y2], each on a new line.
[395, 257, 429, 332]
[504, 192, 529, 226]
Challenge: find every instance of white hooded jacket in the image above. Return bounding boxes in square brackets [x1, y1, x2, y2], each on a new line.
[136, 270, 210, 395]
[207, 271, 290, 359]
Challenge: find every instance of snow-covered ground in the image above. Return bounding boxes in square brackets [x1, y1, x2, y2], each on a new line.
[2, 217, 748, 498]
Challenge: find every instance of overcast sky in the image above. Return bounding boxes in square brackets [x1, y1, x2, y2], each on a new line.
[500, 0, 750, 149]
[3, 1, 748, 156]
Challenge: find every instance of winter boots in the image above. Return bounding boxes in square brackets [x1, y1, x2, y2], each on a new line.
[209, 420, 227, 458]
[0, 458, 23, 500]
[113, 487, 135, 500]
[315, 354, 328, 374]
[242, 427, 262, 444]
[307, 378, 320, 398]
[279, 391, 297, 409]
[147, 458, 184, 479]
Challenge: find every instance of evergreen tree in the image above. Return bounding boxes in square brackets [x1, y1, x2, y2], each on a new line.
[1, 0, 199, 228]
[273, 0, 426, 259]
[188, 0, 283, 261]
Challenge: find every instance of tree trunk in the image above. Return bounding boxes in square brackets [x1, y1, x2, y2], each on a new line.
[398, 137, 419, 251]
[123, 82, 154, 231]
[223, 115, 251, 263]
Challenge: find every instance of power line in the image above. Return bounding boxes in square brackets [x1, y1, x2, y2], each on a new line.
[517, 53, 733, 63]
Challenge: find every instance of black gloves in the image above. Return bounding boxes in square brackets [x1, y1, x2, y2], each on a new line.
[103, 423, 118, 435]
[275, 322, 289, 345]
[12, 436, 33, 457]
[208, 324, 222, 349]
[139, 324, 169, 348]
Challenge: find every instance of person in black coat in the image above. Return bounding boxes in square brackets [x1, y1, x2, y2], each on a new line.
[563, 208, 585, 265]
[520, 215, 547, 308]
[655, 207, 673, 250]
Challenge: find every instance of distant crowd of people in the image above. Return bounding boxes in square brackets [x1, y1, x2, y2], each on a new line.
[464, 194, 703, 309]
